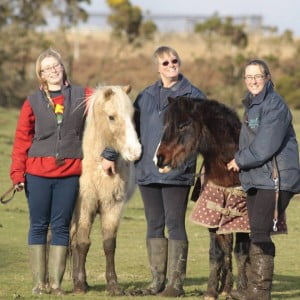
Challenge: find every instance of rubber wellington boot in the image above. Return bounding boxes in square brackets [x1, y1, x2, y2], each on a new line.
[140, 238, 168, 295]
[159, 239, 188, 297]
[48, 245, 68, 295]
[248, 242, 275, 300]
[29, 245, 48, 295]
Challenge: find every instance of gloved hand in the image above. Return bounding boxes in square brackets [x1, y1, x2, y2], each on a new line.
[14, 182, 25, 192]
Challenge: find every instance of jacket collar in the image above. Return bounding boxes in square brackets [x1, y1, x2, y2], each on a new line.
[147, 74, 192, 97]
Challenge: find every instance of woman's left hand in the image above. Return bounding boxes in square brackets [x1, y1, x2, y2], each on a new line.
[101, 158, 116, 176]
[227, 159, 240, 172]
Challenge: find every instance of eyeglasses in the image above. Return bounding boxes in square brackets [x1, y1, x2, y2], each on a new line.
[161, 59, 179, 67]
[41, 63, 62, 74]
[244, 74, 265, 82]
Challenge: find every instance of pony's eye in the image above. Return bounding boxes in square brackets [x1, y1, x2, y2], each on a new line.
[178, 123, 187, 131]
[108, 115, 115, 121]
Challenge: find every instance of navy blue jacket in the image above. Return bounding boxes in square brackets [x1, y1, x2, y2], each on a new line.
[235, 81, 300, 193]
[134, 74, 206, 185]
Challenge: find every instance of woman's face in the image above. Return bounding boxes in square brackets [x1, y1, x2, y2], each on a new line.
[157, 52, 180, 83]
[40, 56, 63, 87]
[244, 64, 268, 96]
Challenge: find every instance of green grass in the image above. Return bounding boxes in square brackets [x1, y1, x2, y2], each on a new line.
[0, 107, 300, 300]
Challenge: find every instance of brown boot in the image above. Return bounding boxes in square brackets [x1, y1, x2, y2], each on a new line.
[248, 242, 275, 300]
[159, 239, 188, 297]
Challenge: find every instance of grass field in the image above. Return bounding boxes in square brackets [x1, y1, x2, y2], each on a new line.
[0, 107, 300, 300]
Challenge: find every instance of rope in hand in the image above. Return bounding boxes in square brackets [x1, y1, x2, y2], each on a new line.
[0, 183, 24, 205]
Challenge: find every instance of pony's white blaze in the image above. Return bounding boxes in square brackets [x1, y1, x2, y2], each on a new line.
[153, 141, 171, 173]
[122, 118, 141, 161]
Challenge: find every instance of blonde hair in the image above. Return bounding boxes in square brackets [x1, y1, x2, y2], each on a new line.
[35, 49, 68, 108]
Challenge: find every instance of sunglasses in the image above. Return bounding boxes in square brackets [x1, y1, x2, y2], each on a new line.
[161, 59, 179, 67]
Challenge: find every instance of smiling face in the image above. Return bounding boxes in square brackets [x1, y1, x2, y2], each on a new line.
[244, 64, 268, 96]
[157, 52, 180, 87]
[40, 56, 64, 89]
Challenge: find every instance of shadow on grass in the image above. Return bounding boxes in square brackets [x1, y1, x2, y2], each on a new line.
[85, 277, 207, 296]
[272, 274, 300, 299]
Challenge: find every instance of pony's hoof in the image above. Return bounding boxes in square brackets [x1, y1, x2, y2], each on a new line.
[32, 285, 49, 295]
[73, 282, 88, 294]
[203, 295, 217, 300]
[50, 288, 67, 295]
[106, 283, 124, 296]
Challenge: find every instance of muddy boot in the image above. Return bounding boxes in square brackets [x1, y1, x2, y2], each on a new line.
[159, 239, 188, 297]
[48, 245, 68, 295]
[230, 233, 250, 300]
[218, 234, 234, 297]
[29, 245, 48, 295]
[204, 230, 223, 300]
[139, 238, 168, 295]
[248, 242, 275, 300]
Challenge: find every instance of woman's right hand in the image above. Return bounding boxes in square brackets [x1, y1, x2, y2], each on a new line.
[14, 182, 25, 192]
[227, 159, 240, 172]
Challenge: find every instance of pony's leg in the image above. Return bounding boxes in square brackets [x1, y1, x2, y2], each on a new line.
[230, 233, 250, 300]
[72, 198, 97, 293]
[204, 229, 224, 300]
[100, 201, 125, 296]
[217, 233, 234, 297]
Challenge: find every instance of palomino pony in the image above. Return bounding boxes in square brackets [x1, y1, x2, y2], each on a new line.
[71, 85, 141, 295]
[155, 97, 250, 300]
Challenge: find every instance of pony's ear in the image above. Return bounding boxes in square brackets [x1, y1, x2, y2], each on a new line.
[168, 97, 176, 104]
[122, 85, 132, 94]
[104, 88, 114, 101]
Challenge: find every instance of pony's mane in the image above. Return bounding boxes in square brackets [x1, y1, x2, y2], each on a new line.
[165, 97, 241, 155]
[162, 97, 241, 186]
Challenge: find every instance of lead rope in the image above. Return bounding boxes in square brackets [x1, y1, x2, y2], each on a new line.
[0, 186, 16, 204]
[272, 156, 280, 232]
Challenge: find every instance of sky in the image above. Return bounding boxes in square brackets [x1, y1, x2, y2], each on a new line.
[82, 0, 300, 36]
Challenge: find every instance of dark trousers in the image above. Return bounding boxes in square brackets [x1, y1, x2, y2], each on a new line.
[246, 188, 293, 243]
[139, 184, 190, 240]
[26, 174, 79, 246]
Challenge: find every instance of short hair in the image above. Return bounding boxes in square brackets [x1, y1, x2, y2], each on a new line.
[245, 59, 271, 77]
[153, 46, 181, 66]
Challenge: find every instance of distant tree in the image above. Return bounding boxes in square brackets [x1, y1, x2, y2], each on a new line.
[106, 0, 157, 44]
[194, 14, 248, 48]
[0, 0, 90, 107]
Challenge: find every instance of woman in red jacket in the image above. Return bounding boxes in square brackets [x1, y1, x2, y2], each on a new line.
[9, 49, 94, 295]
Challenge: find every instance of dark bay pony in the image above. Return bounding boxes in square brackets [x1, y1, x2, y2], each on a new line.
[155, 97, 250, 300]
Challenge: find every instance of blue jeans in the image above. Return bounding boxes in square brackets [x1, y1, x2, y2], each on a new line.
[25, 174, 79, 246]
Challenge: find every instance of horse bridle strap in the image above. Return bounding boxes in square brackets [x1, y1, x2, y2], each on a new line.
[0, 186, 16, 205]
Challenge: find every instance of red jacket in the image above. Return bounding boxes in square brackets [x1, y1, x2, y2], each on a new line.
[10, 87, 93, 185]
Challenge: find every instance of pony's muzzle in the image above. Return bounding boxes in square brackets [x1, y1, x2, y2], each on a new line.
[156, 154, 165, 168]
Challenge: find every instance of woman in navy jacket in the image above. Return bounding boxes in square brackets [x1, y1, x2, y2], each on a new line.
[134, 46, 205, 297]
[227, 59, 300, 300]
